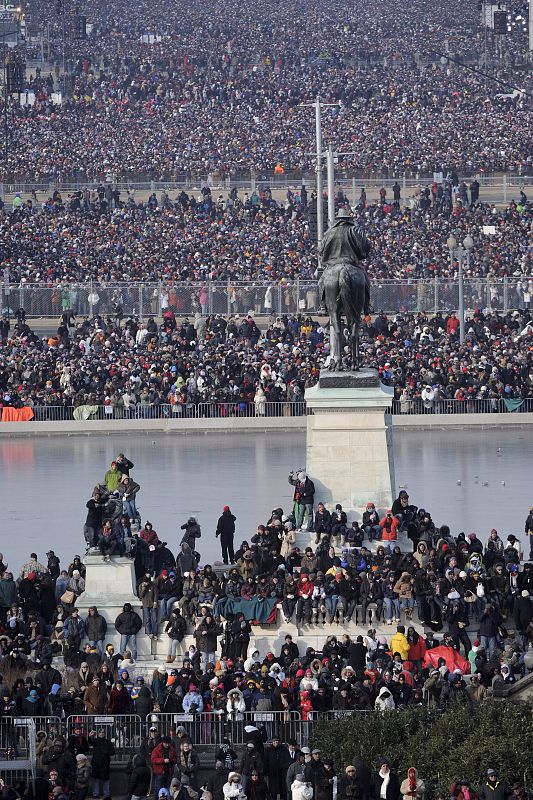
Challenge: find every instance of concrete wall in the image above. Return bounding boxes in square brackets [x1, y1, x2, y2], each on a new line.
[0, 412, 532, 436]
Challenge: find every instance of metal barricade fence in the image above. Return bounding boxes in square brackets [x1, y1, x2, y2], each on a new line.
[1, 278, 529, 319]
[66, 714, 142, 761]
[147, 711, 303, 748]
[23, 401, 309, 422]
[391, 397, 533, 414]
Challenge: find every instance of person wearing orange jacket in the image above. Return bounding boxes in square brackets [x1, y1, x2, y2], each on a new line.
[380, 511, 399, 541]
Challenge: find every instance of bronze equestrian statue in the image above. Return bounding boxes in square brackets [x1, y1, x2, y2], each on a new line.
[318, 208, 372, 372]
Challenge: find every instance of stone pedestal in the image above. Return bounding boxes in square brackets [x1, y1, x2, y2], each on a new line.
[76, 555, 153, 657]
[304, 368, 395, 514]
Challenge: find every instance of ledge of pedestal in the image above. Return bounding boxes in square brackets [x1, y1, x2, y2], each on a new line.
[305, 368, 394, 412]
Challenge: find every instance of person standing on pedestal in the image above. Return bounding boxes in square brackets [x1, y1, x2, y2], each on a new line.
[289, 471, 315, 533]
[216, 506, 237, 565]
[114, 602, 142, 660]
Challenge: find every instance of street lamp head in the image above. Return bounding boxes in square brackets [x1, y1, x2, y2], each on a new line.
[447, 234, 457, 251]
[463, 234, 474, 251]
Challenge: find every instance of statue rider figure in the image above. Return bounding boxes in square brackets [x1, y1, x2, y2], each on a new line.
[318, 208, 372, 315]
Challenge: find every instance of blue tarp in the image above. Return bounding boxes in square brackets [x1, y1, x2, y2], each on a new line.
[213, 596, 277, 622]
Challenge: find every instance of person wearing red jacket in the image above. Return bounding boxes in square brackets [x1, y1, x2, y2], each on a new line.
[151, 738, 178, 794]
[406, 628, 427, 669]
[380, 512, 399, 541]
[296, 574, 314, 626]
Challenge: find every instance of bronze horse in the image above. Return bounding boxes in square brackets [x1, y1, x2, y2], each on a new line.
[318, 211, 371, 372]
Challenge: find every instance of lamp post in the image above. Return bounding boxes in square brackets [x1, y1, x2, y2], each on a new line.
[447, 233, 466, 344]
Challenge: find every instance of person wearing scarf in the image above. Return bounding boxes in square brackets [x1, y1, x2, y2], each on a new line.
[370, 759, 400, 800]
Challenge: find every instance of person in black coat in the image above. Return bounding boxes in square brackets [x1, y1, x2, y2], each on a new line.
[370, 759, 400, 800]
[207, 762, 230, 800]
[89, 730, 115, 796]
[263, 737, 291, 799]
[245, 771, 268, 800]
[216, 506, 237, 564]
[346, 636, 367, 673]
[339, 766, 367, 800]
[128, 753, 151, 798]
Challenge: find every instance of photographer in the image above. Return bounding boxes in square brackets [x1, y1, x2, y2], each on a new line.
[289, 471, 315, 533]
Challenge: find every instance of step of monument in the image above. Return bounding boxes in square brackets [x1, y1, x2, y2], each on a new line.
[145, 617, 427, 662]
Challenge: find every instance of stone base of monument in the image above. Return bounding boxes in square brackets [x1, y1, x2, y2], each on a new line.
[75, 554, 153, 657]
[303, 367, 411, 552]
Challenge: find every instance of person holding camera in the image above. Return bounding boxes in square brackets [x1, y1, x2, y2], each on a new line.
[289, 471, 315, 533]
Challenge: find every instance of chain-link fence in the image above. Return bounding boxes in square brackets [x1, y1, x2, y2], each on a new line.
[0, 278, 529, 319]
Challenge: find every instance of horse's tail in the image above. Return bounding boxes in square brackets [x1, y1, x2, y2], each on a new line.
[338, 264, 364, 323]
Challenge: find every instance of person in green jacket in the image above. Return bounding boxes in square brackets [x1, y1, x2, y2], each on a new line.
[105, 461, 121, 492]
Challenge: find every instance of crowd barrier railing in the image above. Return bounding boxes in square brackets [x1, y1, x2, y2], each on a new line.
[0, 277, 530, 318]
[66, 714, 142, 760]
[5, 397, 533, 423]
[0, 172, 531, 196]
[147, 710, 304, 747]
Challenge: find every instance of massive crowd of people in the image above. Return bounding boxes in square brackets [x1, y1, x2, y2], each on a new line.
[0, 449, 532, 798]
[7, 0, 533, 183]
[1, 190, 531, 286]
[0, 307, 532, 413]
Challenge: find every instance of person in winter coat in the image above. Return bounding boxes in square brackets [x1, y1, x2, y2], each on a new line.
[108, 681, 132, 713]
[380, 513, 399, 542]
[208, 762, 231, 800]
[194, 614, 222, 667]
[223, 772, 246, 800]
[133, 679, 153, 718]
[128, 753, 152, 800]
[400, 769, 425, 800]
[240, 744, 264, 789]
[116, 475, 140, 521]
[291, 774, 314, 800]
[449, 780, 479, 800]
[165, 608, 187, 663]
[89, 729, 115, 797]
[390, 626, 409, 661]
[479, 771, 509, 800]
[74, 753, 91, 800]
[181, 518, 201, 551]
[370, 760, 400, 800]
[21, 688, 44, 717]
[151, 738, 178, 795]
[114, 602, 142, 659]
[264, 736, 291, 799]
[176, 543, 198, 578]
[339, 766, 367, 800]
[83, 677, 107, 714]
[216, 507, 237, 565]
[374, 687, 395, 712]
[245, 771, 268, 800]
[84, 607, 107, 656]
[227, 688, 246, 721]
[312, 759, 336, 800]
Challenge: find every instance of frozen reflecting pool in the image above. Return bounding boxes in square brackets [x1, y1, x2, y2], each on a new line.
[0, 427, 530, 571]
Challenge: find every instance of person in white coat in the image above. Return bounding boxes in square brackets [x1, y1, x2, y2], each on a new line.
[226, 688, 246, 721]
[375, 686, 395, 711]
[291, 775, 313, 800]
[223, 773, 246, 800]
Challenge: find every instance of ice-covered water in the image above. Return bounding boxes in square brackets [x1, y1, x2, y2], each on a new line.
[0, 428, 530, 571]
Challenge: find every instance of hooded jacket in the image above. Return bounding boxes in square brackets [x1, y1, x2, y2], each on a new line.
[114, 603, 142, 635]
[84, 608, 107, 641]
[400, 769, 425, 800]
[374, 687, 395, 711]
